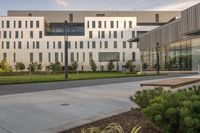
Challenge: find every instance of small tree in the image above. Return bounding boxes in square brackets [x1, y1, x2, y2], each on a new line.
[0, 59, 13, 72]
[142, 63, 148, 70]
[49, 61, 62, 73]
[125, 60, 134, 72]
[71, 61, 78, 71]
[15, 62, 25, 71]
[107, 60, 115, 72]
[89, 59, 97, 72]
[27, 62, 43, 73]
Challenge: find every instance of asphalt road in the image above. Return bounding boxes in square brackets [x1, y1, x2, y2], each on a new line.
[0, 74, 195, 96]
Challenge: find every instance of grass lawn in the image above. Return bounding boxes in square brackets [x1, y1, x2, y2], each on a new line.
[0, 72, 155, 85]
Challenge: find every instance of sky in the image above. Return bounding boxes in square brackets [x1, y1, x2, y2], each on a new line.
[0, 0, 200, 16]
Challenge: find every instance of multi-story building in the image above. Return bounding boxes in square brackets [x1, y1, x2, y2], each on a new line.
[0, 11, 180, 71]
[129, 3, 200, 72]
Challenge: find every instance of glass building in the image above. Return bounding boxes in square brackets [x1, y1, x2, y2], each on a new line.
[129, 3, 200, 72]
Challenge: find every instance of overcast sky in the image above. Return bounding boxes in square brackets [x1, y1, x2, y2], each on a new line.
[0, 0, 199, 16]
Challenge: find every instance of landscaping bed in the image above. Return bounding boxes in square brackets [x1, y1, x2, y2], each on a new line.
[60, 110, 161, 133]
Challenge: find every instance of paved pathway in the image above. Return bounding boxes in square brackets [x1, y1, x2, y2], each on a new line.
[0, 74, 196, 133]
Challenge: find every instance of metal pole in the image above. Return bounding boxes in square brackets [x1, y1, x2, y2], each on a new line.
[64, 21, 68, 80]
[156, 42, 160, 75]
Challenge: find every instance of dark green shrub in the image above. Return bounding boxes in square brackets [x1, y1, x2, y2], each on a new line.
[107, 60, 114, 72]
[27, 62, 42, 72]
[71, 61, 78, 71]
[89, 59, 97, 72]
[48, 61, 62, 73]
[131, 88, 200, 133]
[15, 62, 25, 71]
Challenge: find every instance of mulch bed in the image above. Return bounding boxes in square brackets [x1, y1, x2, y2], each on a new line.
[60, 110, 161, 133]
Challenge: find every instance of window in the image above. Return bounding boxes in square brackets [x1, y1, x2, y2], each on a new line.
[92, 41, 96, 48]
[89, 52, 93, 60]
[18, 21, 22, 28]
[30, 31, 33, 38]
[33, 42, 35, 49]
[58, 41, 62, 49]
[9, 31, 11, 38]
[14, 42, 16, 49]
[129, 21, 132, 28]
[36, 41, 40, 49]
[123, 41, 126, 48]
[89, 31, 93, 38]
[114, 41, 117, 48]
[92, 21, 95, 28]
[87, 21, 90, 28]
[39, 53, 42, 62]
[18, 41, 22, 49]
[83, 52, 85, 62]
[75, 41, 77, 49]
[110, 21, 114, 28]
[53, 41, 55, 49]
[129, 42, 133, 48]
[36, 21, 39, 28]
[68, 41, 71, 49]
[80, 41, 83, 49]
[101, 31, 105, 38]
[1, 41, 4, 49]
[6, 21, 10, 28]
[114, 31, 117, 38]
[55, 52, 59, 62]
[3, 31, 7, 38]
[6, 41, 10, 49]
[48, 53, 51, 62]
[14, 21, 16, 28]
[69, 13, 73, 22]
[28, 13, 32, 16]
[61, 52, 63, 63]
[77, 52, 79, 62]
[30, 52, 33, 63]
[21, 31, 23, 38]
[98, 21, 102, 28]
[30, 21, 33, 28]
[3, 53, 7, 60]
[15, 31, 19, 38]
[104, 41, 108, 48]
[155, 14, 159, 22]
[87, 41, 90, 49]
[71, 52, 74, 62]
[25, 21, 27, 28]
[47, 41, 49, 49]
[123, 52, 125, 62]
[116, 21, 119, 28]
[104, 21, 106, 28]
[98, 31, 100, 38]
[109, 31, 111, 38]
[132, 52, 136, 61]
[39, 31, 42, 38]
[96, 13, 105, 16]
[13, 53, 16, 63]
[121, 31, 123, 38]
[27, 41, 29, 49]
[2, 21, 4, 28]
[132, 31, 135, 37]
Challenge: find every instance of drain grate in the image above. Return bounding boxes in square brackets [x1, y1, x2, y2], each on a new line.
[60, 103, 69, 106]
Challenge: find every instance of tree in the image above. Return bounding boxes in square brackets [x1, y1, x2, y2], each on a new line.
[48, 62, 62, 73]
[142, 63, 148, 70]
[71, 61, 78, 71]
[89, 59, 97, 72]
[0, 59, 13, 72]
[15, 62, 25, 71]
[125, 60, 134, 72]
[27, 62, 43, 73]
[107, 60, 115, 72]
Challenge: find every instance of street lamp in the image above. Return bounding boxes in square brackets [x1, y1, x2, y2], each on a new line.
[64, 21, 69, 80]
[156, 42, 160, 75]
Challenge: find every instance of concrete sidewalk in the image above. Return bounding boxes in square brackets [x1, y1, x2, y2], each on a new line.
[0, 81, 142, 133]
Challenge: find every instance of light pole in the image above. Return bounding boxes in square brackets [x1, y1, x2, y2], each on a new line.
[156, 42, 160, 75]
[64, 21, 68, 80]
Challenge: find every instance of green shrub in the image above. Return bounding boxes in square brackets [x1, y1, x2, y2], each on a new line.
[107, 60, 115, 72]
[15, 62, 25, 71]
[89, 59, 97, 72]
[27, 62, 42, 73]
[0, 59, 13, 72]
[131, 88, 200, 133]
[71, 61, 78, 71]
[48, 61, 62, 73]
[81, 123, 141, 133]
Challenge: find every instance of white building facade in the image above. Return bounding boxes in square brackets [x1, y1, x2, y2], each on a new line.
[0, 11, 180, 71]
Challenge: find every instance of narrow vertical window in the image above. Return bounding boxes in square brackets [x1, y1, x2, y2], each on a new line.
[155, 14, 159, 22]
[89, 31, 93, 38]
[36, 21, 40, 28]
[48, 53, 51, 62]
[92, 21, 95, 28]
[13, 53, 16, 63]
[69, 13, 73, 22]
[114, 41, 117, 48]
[30, 52, 33, 63]
[132, 52, 136, 61]
[83, 52, 85, 62]
[39, 53, 43, 62]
